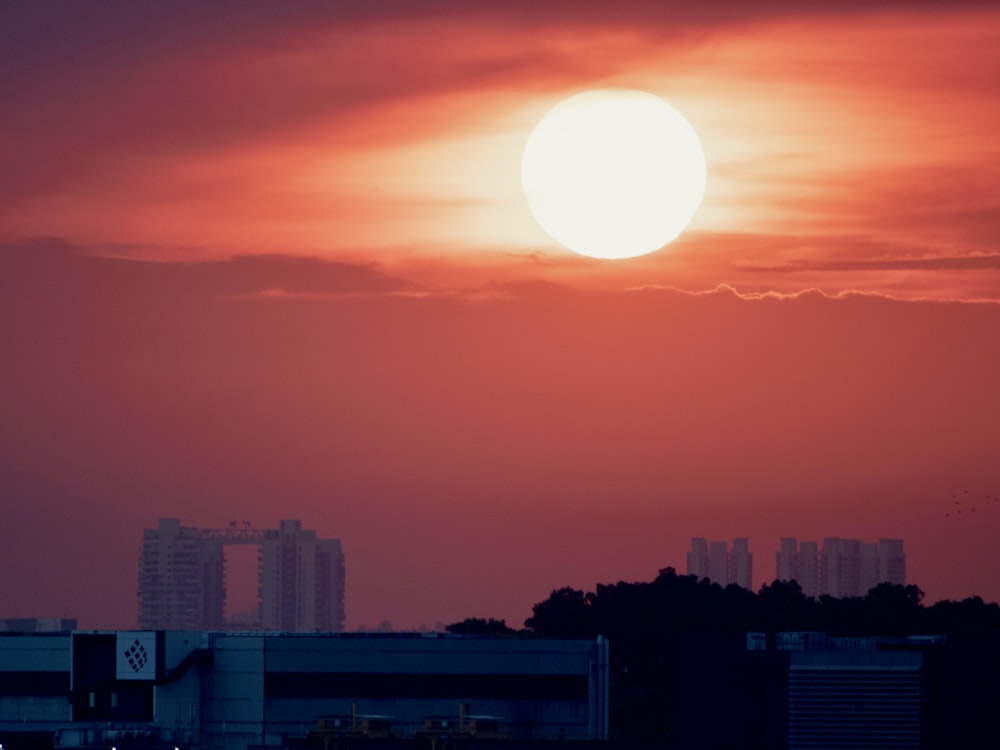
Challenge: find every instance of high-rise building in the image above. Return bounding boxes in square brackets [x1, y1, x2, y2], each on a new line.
[709, 540, 730, 585]
[776, 538, 820, 597]
[821, 538, 863, 599]
[798, 540, 820, 598]
[776, 537, 799, 583]
[138, 518, 344, 632]
[775, 537, 905, 598]
[259, 520, 345, 632]
[860, 541, 879, 595]
[687, 537, 752, 590]
[878, 539, 906, 585]
[138, 518, 225, 630]
[730, 538, 753, 590]
[687, 538, 710, 581]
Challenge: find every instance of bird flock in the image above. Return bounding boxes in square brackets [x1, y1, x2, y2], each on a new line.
[943, 489, 1000, 518]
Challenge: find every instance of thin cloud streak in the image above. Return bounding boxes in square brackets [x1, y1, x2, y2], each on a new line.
[740, 254, 1000, 273]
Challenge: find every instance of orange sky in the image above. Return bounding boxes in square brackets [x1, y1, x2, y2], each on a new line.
[1, 2, 999, 630]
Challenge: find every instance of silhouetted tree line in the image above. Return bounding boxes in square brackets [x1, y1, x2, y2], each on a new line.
[447, 567, 1000, 740]
[451, 566, 1000, 640]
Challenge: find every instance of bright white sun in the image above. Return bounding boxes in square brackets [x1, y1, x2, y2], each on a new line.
[521, 89, 706, 260]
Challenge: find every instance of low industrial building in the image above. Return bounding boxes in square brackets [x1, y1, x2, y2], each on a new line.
[0, 632, 610, 750]
[676, 630, 1000, 749]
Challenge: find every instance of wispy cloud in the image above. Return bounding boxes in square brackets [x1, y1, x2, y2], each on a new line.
[738, 253, 1000, 274]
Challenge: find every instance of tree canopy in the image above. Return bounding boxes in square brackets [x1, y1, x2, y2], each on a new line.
[446, 569, 1000, 741]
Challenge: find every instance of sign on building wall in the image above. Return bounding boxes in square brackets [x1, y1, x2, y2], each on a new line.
[116, 631, 157, 680]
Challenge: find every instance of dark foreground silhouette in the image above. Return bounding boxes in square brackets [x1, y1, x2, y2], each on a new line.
[448, 568, 1000, 745]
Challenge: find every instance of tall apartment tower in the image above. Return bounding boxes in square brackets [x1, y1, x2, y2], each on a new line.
[798, 541, 820, 598]
[709, 540, 730, 585]
[777, 537, 905, 598]
[687, 538, 752, 590]
[730, 538, 753, 590]
[860, 541, 880, 594]
[776, 538, 820, 598]
[259, 520, 345, 632]
[878, 539, 906, 585]
[776, 538, 799, 583]
[137, 518, 225, 630]
[821, 538, 864, 598]
[138, 518, 344, 632]
[687, 538, 710, 581]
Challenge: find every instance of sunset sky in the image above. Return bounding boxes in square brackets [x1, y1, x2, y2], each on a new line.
[2, 1, 999, 630]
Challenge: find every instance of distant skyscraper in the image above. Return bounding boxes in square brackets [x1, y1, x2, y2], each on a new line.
[878, 539, 906, 585]
[259, 520, 345, 632]
[687, 538, 710, 581]
[860, 542, 879, 594]
[138, 518, 224, 630]
[709, 540, 730, 584]
[730, 538, 752, 590]
[822, 538, 863, 599]
[138, 518, 344, 632]
[776, 538, 819, 597]
[776, 537, 905, 598]
[687, 537, 752, 590]
[798, 541, 819, 598]
[776, 537, 799, 583]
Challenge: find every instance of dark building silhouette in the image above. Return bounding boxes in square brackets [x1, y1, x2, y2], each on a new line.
[0, 631, 609, 750]
[676, 631, 984, 750]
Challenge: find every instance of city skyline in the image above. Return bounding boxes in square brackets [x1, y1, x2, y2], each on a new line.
[775, 537, 906, 599]
[2, 2, 998, 631]
[686, 538, 753, 591]
[138, 518, 345, 632]
[0, 500, 973, 631]
[5, 514, 922, 632]
[686, 536, 907, 599]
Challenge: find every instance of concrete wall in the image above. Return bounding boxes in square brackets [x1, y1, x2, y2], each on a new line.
[258, 635, 600, 740]
[201, 635, 265, 750]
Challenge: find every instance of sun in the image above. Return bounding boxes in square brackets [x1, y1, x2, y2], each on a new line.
[521, 89, 706, 260]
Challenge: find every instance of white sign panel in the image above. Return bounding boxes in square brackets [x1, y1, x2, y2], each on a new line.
[116, 631, 157, 680]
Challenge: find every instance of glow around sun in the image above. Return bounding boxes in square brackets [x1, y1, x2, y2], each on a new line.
[521, 89, 706, 260]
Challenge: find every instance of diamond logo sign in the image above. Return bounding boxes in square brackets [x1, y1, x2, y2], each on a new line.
[124, 639, 147, 672]
[116, 632, 157, 680]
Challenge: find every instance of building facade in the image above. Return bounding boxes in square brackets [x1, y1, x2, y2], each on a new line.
[258, 521, 345, 632]
[138, 519, 344, 632]
[673, 629, 1000, 749]
[777, 538, 821, 597]
[137, 519, 225, 630]
[776, 537, 905, 598]
[730, 538, 752, 590]
[0, 631, 610, 750]
[686, 538, 710, 581]
[878, 538, 906, 585]
[686, 538, 753, 590]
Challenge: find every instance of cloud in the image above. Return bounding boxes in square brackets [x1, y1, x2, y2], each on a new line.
[738, 253, 1000, 274]
[0, 238, 421, 302]
[4, 2, 994, 210]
